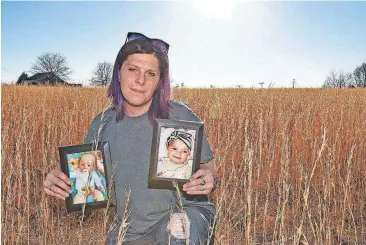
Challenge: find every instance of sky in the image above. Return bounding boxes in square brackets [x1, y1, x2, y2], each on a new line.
[1, 1, 365, 88]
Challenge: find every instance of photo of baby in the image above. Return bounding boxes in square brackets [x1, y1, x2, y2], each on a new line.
[67, 151, 108, 204]
[156, 128, 196, 180]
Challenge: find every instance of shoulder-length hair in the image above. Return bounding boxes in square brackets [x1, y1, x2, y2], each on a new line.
[107, 39, 171, 122]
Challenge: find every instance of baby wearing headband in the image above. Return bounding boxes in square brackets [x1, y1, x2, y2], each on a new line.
[157, 130, 193, 179]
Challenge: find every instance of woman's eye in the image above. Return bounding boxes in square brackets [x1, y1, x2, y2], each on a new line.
[148, 72, 155, 77]
[172, 147, 177, 150]
[128, 67, 136, 71]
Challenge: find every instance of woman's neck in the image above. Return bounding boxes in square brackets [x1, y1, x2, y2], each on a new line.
[124, 100, 152, 117]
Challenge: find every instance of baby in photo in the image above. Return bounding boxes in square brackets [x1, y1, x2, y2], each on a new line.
[72, 152, 106, 204]
[157, 130, 193, 179]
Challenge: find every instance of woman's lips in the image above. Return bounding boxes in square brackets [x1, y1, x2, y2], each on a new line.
[131, 88, 144, 94]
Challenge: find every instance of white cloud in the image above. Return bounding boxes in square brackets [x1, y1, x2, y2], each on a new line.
[191, 0, 240, 20]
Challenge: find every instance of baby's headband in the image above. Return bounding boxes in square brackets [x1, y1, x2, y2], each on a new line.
[166, 131, 192, 150]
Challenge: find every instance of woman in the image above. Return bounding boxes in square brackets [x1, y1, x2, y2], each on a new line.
[43, 32, 217, 245]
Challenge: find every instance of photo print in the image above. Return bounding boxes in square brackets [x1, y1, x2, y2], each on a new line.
[156, 127, 196, 180]
[59, 141, 115, 212]
[148, 119, 204, 191]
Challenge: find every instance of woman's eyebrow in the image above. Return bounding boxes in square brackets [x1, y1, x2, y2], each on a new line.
[126, 62, 158, 72]
[126, 63, 137, 67]
[147, 69, 158, 73]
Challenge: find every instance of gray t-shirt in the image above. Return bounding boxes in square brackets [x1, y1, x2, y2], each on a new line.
[84, 100, 215, 241]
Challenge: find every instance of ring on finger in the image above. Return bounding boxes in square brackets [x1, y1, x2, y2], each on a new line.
[199, 185, 204, 191]
[47, 183, 55, 191]
[199, 178, 206, 186]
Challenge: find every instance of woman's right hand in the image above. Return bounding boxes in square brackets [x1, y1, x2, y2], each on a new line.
[43, 170, 73, 200]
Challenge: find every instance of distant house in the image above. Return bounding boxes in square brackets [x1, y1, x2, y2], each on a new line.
[16, 72, 82, 87]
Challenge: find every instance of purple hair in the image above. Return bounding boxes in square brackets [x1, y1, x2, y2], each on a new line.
[107, 39, 171, 122]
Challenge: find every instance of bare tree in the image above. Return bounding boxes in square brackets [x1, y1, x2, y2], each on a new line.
[31, 53, 71, 80]
[90, 61, 113, 86]
[322, 70, 353, 88]
[353, 62, 366, 88]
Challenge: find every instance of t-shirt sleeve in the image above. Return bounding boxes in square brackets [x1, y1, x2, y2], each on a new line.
[169, 101, 214, 163]
[83, 115, 102, 144]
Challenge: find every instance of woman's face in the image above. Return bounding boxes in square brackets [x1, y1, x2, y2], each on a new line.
[119, 53, 161, 115]
[167, 139, 191, 165]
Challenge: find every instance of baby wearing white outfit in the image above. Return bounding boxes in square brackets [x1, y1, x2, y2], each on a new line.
[157, 131, 193, 180]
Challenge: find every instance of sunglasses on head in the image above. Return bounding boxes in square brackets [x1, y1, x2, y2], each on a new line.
[125, 32, 170, 54]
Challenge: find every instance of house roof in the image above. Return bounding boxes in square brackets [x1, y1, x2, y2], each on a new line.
[27, 72, 65, 83]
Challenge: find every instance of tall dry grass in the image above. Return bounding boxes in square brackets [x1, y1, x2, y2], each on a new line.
[1, 86, 365, 245]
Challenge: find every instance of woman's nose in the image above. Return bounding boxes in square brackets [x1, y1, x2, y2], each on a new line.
[136, 72, 146, 85]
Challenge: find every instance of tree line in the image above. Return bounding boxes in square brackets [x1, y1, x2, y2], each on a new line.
[17, 52, 113, 86]
[322, 63, 366, 88]
[18, 52, 366, 88]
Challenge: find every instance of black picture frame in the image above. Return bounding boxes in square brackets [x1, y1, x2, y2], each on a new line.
[58, 141, 116, 212]
[148, 119, 204, 191]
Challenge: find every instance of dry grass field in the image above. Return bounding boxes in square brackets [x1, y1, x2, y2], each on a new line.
[1, 86, 366, 245]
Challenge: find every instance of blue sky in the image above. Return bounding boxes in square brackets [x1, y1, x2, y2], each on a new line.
[1, 1, 365, 88]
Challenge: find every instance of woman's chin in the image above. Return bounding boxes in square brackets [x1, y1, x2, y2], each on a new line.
[125, 97, 152, 109]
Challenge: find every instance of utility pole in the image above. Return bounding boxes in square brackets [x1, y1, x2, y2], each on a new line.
[259, 82, 264, 88]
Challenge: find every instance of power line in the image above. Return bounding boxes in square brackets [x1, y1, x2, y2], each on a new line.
[1, 67, 18, 77]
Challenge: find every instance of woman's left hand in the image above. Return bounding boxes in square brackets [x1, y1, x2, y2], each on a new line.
[183, 169, 215, 195]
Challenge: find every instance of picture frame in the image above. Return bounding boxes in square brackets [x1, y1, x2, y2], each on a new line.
[58, 141, 116, 212]
[148, 118, 204, 191]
